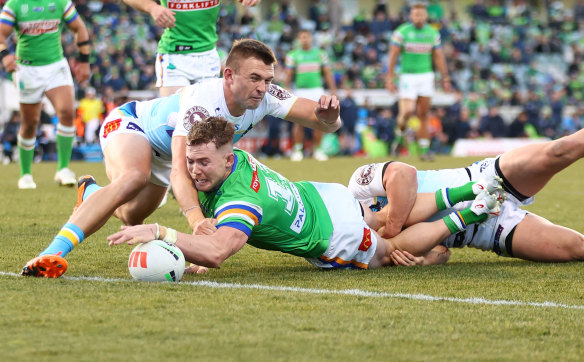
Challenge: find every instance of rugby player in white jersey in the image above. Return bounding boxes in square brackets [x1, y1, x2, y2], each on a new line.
[21, 39, 342, 277]
[348, 129, 584, 265]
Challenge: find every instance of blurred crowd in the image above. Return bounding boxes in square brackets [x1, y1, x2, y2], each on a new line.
[2, 0, 584, 160]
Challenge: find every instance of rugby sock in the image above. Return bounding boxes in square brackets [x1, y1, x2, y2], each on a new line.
[435, 182, 477, 210]
[418, 138, 430, 155]
[56, 124, 76, 170]
[40, 223, 85, 258]
[442, 208, 488, 234]
[293, 143, 303, 152]
[17, 135, 35, 177]
[83, 183, 101, 201]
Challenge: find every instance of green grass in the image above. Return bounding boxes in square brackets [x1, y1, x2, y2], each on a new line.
[1, 156, 584, 361]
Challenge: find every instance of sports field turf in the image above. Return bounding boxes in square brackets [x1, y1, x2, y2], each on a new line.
[1, 155, 583, 361]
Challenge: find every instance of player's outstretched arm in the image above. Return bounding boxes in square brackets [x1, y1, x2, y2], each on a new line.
[170, 136, 205, 229]
[285, 96, 341, 133]
[108, 224, 248, 268]
[390, 245, 451, 266]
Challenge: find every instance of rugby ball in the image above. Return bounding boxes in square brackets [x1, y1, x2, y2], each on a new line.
[128, 240, 185, 282]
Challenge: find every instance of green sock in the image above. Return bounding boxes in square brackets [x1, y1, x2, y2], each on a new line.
[442, 208, 488, 234]
[56, 124, 76, 170]
[418, 138, 430, 155]
[17, 135, 35, 177]
[435, 181, 477, 210]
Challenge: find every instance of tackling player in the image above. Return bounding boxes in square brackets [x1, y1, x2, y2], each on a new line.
[348, 128, 584, 264]
[107, 117, 501, 271]
[20, 39, 342, 277]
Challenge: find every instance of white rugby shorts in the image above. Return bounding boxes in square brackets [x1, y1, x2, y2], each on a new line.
[13, 58, 74, 104]
[99, 106, 171, 187]
[304, 182, 378, 269]
[399, 72, 435, 100]
[155, 49, 220, 88]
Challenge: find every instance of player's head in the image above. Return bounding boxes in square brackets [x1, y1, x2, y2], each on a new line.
[186, 117, 236, 192]
[224, 39, 278, 111]
[410, 3, 428, 28]
[297, 29, 313, 50]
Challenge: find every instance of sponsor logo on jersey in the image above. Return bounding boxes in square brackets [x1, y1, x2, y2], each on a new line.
[296, 62, 321, 73]
[19, 20, 60, 35]
[33, 6, 44, 12]
[289, 184, 306, 233]
[183, 105, 210, 131]
[48, 3, 56, 12]
[356, 164, 376, 185]
[126, 122, 144, 133]
[248, 155, 260, 193]
[404, 42, 433, 53]
[358, 228, 372, 251]
[103, 119, 122, 138]
[167, 0, 220, 11]
[21, 4, 29, 14]
[268, 84, 292, 100]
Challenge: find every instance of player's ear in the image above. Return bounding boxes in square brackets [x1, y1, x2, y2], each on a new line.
[223, 67, 234, 81]
[225, 152, 235, 168]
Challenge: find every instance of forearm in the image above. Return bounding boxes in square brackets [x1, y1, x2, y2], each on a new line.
[389, 220, 451, 256]
[170, 169, 205, 229]
[323, 67, 336, 94]
[158, 225, 225, 268]
[433, 51, 449, 79]
[403, 193, 440, 227]
[123, 0, 158, 13]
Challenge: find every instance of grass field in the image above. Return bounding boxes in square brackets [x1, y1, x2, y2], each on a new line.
[1, 155, 583, 361]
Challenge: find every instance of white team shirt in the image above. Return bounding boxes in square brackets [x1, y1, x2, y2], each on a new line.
[174, 78, 298, 142]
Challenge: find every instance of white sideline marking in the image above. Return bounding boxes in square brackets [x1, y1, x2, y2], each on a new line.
[2, 271, 584, 310]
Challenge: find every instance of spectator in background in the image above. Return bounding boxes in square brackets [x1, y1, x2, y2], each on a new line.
[479, 104, 508, 138]
[338, 90, 359, 155]
[78, 87, 104, 144]
[508, 110, 530, 138]
[1, 110, 20, 164]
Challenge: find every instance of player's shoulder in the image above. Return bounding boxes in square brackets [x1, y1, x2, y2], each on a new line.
[395, 22, 413, 32]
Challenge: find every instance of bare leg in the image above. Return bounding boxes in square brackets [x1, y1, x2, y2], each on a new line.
[512, 213, 584, 262]
[45, 85, 75, 127]
[397, 98, 416, 131]
[19, 103, 42, 139]
[499, 129, 584, 197]
[367, 193, 438, 233]
[415, 96, 431, 142]
[70, 134, 156, 236]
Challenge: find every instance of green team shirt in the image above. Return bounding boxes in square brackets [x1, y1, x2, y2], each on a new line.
[0, 0, 78, 66]
[285, 47, 329, 89]
[391, 22, 441, 74]
[158, 0, 220, 54]
[198, 149, 333, 258]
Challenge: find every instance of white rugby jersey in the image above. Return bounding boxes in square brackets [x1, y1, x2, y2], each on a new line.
[174, 78, 298, 142]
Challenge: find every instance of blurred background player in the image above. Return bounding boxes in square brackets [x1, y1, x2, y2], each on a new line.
[385, 2, 450, 161]
[0, 0, 90, 189]
[286, 28, 337, 161]
[123, 0, 261, 97]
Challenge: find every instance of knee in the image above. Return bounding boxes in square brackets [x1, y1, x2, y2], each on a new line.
[548, 134, 584, 159]
[570, 233, 584, 261]
[56, 108, 75, 124]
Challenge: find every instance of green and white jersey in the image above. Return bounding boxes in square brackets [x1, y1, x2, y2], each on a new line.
[198, 149, 333, 258]
[285, 47, 329, 89]
[158, 0, 220, 54]
[391, 22, 441, 74]
[0, 0, 78, 66]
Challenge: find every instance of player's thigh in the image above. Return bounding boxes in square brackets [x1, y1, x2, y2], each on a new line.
[512, 213, 584, 262]
[119, 182, 168, 224]
[103, 133, 152, 182]
[416, 96, 432, 118]
[398, 98, 416, 116]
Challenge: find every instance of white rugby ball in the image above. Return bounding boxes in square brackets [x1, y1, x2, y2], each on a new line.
[128, 240, 185, 282]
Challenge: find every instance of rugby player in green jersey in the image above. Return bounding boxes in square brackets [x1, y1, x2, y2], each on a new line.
[107, 117, 502, 272]
[386, 3, 451, 161]
[123, 0, 260, 97]
[0, 0, 90, 189]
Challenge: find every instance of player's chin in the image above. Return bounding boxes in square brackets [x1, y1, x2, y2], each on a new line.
[247, 98, 263, 109]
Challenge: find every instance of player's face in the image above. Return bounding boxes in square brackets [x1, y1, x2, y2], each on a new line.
[186, 142, 234, 192]
[298, 31, 312, 49]
[410, 7, 427, 28]
[231, 58, 275, 110]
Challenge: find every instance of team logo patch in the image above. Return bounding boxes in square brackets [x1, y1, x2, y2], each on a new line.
[103, 119, 122, 138]
[358, 228, 372, 251]
[268, 84, 292, 100]
[356, 164, 376, 185]
[183, 106, 210, 132]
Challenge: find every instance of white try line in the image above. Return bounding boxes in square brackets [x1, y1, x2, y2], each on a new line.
[2, 271, 583, 310]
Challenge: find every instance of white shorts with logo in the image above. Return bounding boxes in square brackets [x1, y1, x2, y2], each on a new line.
[399, 72, 435, 100]
[294, 87, 324, 102]
[155, 48, 221, 88]
[13, 58, 74, 104]
[99, 108, 171, 187]
[304, 182, 378, 269]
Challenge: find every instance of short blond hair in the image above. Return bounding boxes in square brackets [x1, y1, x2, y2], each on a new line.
[225, 39, 277, 72]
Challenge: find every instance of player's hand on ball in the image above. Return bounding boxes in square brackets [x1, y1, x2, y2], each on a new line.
[108, 224, 157, 246]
